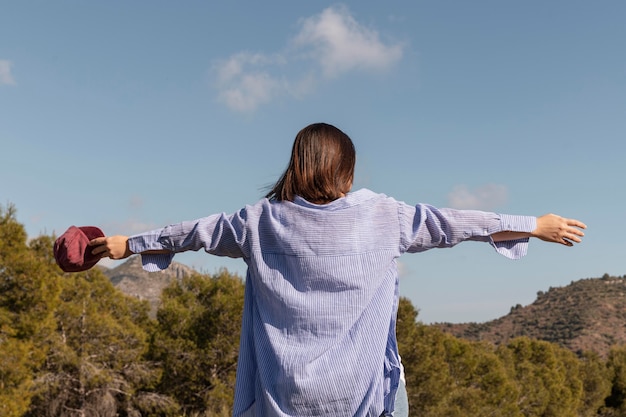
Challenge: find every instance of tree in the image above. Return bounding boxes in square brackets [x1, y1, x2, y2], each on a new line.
[431, 337, 521, 417]
[603, 346, 626, 416]
[578, 350, 611, 416]
[498, 337, 583, 417]
[0, 204, 60, 416]
[26, 269, 169, 416]
[396, 297, 453, 413]
[150, 269, 245, 415]
[397, 298, 520, 416]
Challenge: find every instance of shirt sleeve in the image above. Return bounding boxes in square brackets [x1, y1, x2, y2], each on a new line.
[400, 203, 537, 260]
[127, 210, 249, 272]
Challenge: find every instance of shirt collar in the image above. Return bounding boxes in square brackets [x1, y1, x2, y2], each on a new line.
[292, 188, 377, 210]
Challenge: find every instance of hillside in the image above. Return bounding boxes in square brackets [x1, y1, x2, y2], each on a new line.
[436, 273, 626, 357]
[103, 255, 194, 316]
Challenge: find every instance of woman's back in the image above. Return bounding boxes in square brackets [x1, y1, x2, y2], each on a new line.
[234, 189, 404, 417]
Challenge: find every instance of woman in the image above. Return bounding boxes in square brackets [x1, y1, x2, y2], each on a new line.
[90, 123, 586, 417]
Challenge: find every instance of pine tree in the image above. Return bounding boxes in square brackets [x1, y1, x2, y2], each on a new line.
[396, 298, 456, 415]
[498, 337, 583, 417]
[150, 269, 245, 415]
[602, 346, 626, 416]
[0, 204, 60, 416]
[578, 350, 611, 416]
[26, 269, 168, 416]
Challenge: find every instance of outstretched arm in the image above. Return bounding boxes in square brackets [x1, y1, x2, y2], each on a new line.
[89, 235, 170, 259]
[492, 214, 586, 246]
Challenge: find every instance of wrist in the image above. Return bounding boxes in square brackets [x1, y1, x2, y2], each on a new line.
[125, 238, 133, 257]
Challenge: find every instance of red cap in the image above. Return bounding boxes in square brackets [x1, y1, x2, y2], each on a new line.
[53, 226, 105, 272]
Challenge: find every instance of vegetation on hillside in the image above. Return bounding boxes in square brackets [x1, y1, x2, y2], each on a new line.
[2, 203, 626, 416]
[437, 273, 626, 357]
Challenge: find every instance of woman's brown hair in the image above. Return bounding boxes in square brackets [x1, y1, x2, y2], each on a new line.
[266, 123, 356, 204]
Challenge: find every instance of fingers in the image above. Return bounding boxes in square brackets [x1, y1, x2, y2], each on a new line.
[90, 245, 106, 256]
[566, 218, 586, 238]
[561, 235, 578, 246]
[565, 234, 582, 244]
[88, 236, 119, 259]
[88, 238, 110, 258]
[566, 218, 587, 231]
[559, 217, 586, 246]
[88, 237, 106, 246]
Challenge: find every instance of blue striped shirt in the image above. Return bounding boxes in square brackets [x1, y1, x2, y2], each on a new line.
[128, 188, 536, 417]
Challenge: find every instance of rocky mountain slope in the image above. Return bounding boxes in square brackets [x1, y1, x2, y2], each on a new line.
[436, 273, 626, 357]
[103, 255, 194, 316]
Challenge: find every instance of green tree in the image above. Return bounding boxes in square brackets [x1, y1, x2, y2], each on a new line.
[0, 204, 60, 416]
[602, 346, 626, 416]
[397, 297, 454, 413]
[498, 337, 583, 417]
[26, 269, 171, 416]
[430, 337, 520, 417]
[397, 298, 519, 416]
[150, 269, 245, 415]
[578, 350, 611, 417]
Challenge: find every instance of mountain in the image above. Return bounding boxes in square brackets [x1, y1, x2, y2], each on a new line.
[103, 256, 195, 316]
[436, 273, 626, 357]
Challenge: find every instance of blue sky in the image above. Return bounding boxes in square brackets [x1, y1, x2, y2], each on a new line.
[1, 1, 624, 324]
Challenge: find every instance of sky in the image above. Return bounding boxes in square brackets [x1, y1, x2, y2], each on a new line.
[1, 1, 625, 324]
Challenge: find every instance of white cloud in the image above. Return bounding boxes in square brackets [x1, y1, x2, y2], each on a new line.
[447, 184, 508, 210]
[218, 73, 277, 112]
[292, 5, 403, 78]
[213, 53, 285, 113]
[0, 60, 16, 86]
[211, 5, 404, 113]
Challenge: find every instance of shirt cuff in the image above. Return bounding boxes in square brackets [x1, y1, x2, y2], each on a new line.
[139, 253, 175, 272]
[492, 238, 529, 259]
[128, 230, 174, 272]
[499, 214, 537, 233]
[490, 214, 537, 260]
